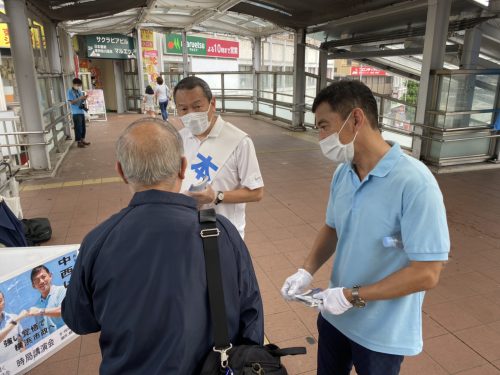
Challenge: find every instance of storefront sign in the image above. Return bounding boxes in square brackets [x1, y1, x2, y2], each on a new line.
[350, 66, 387, 76]
[0, 245, 79, 374]
[164, 34, 239, 58]
[141, 29, 155, 49]
[86, 34, 136, 59]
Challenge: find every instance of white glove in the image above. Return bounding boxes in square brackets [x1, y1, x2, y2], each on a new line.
[281, 268, 313, 300]
[314, 288, 352, 315]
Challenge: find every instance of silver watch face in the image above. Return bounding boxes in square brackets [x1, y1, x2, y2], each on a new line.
[217, 192, 224, 201]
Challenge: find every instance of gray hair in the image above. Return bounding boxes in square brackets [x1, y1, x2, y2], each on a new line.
[115, 118, 184, 186]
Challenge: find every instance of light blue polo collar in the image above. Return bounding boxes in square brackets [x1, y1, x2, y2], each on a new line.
[348, 142, 403, 179]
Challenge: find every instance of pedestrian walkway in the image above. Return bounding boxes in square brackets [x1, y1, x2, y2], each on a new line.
[20, 114, 500, 375]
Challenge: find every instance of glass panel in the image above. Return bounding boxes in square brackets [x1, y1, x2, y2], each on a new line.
[225, 100, 253, 111]
[305, 110, 315, 127]
[381, 98, 415, 132]
[258, 102, 273, 116]
[276, 74, 293, 104]
[194, 74, 221, 91]
[305, 75, 317, 103]
[275, 106, 292, 121]
[258, 74, 274, 100]
[224, 74, 253, 95]
[382, 130, 413, 149]
[37, 78, 50, 112]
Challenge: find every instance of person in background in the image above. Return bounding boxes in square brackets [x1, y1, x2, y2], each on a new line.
[67, 78, 90, 148]
[143, 85, 156, 117]
[62, 118, 263, 375]
[155, 76, 170, 121]
[281, 80, 450, 375]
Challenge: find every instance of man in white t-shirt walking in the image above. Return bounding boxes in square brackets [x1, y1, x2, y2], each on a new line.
[174, 76, 264, 238]
[155, 76, 170, 121]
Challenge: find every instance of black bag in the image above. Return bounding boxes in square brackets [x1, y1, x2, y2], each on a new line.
[198, 209, 306, 374]
[22, 218, 52, 245]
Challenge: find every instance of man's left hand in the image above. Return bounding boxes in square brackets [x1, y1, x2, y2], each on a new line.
[27, 307, 44, 317]
[314, 288, 352, 315]
[187, 184, 216, 205]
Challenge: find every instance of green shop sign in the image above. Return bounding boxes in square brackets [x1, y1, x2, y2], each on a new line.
[164, 34, 206, 55]
[86, 34, 136, 59]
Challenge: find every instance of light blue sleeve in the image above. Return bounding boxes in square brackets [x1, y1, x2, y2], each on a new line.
[67, 89, 76, 102]
[325, 164, 345, 229]
[401, 182, 450, 261]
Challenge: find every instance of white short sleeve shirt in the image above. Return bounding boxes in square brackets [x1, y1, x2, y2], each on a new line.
[179, 116, 264, 237]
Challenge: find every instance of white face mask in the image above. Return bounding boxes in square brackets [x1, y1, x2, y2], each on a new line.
[181, 103, 212, 136]
[319, 111, 358, 163]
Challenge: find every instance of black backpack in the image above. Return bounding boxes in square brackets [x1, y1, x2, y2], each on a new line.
[22, 218, 52, 246]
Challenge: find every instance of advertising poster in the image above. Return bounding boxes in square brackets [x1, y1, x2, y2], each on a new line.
[141, 29, 160, 84]
[86, 89, 107, 121]
[0, 245, 79, 374]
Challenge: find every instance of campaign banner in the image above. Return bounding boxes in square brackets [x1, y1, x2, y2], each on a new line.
[0, 245, 79, 374]
[86, 89, 107, 121]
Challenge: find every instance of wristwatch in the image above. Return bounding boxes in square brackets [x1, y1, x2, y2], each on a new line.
[214, 191, 224, 205]
[9, 320, 17, 326]
[350, 285, 367, 308]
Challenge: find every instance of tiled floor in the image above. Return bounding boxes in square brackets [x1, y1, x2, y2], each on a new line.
[19, 113, 500, 374]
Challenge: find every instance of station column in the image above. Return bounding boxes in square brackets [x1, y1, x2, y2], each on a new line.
[4, 0, 50, 169]
[412, 0, 452, 159]
[292, 28, 306, 129]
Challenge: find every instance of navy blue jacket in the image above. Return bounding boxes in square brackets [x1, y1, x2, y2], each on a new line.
[62, 190, 263, 375]
[0, 200, 28, 247]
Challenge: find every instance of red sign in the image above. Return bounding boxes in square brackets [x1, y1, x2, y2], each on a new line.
[206, 38, 239, 58]
[143, 50, 158, 58]
[350, 66, 387, 76]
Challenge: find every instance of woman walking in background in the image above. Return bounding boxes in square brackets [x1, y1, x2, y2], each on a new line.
[143, 85, 156, 117]
[155, 76, 170, 121]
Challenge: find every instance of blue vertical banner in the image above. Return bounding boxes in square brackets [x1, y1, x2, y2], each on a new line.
[0, 248, 79, 374]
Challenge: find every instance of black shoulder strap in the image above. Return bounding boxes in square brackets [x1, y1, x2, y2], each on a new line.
[199, 209, 231, 350]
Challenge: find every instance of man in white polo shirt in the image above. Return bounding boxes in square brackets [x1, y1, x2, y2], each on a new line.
[174, 76, 264, 238]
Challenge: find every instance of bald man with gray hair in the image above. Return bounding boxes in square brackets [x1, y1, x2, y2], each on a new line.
[62, 118, 264, 375]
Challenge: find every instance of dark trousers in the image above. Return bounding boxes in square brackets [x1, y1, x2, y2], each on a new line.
[73, 114, 86, 142]
[317, 314, 404, 375]
[159, 100, 168, 120]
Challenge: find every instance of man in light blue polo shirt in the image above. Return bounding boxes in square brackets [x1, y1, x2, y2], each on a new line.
[281, 81, 449, 375]
[27, 265, 66, 334]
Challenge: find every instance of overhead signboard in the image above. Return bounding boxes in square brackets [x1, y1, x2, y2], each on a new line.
[164, 34, 239, 59]
[86, 34, 136, 59]
[350, 66, 387, 76]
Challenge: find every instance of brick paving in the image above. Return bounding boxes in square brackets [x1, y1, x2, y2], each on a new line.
[18, 113, 500, 374]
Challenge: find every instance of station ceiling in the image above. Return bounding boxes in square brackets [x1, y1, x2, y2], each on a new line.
[30, 0, 500, 73]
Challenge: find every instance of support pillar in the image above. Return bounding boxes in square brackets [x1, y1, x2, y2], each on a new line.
[4, 0, 50, 169]
[292, 28, 306, 129]
[453, 26, 483, 128]
[136, 28, 145, 107]
[114, 61, 126, 114]
[318, 48, 328, 90]
[412, 0, 452, 159]
[182, 31, 189, 78]
[252, 37, 261, 114]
